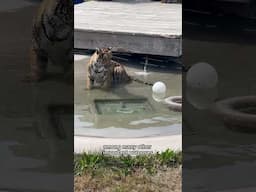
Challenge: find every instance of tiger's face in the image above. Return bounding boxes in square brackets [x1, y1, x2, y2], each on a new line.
[40, 0, 73, 42]
[95, 47, 113, 65]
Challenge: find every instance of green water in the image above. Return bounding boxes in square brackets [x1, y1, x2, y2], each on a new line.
[94, 98, 154, 115]
[74, 54, 182, 136]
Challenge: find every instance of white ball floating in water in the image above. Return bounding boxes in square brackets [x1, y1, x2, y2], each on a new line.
[152, 81, 166, 94]
[152, 81, 167, 102]
[186, 62, 218, 110]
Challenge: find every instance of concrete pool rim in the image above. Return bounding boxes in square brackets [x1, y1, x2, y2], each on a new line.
[74, 134, 182, 154]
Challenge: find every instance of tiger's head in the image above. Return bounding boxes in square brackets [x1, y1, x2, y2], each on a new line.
[41, 0, 73, 42]
[95, 47, 113, 65]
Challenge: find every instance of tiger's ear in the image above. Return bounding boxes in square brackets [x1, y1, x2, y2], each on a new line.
[95, 48, 100, 54]
[108, 47, 112, 51]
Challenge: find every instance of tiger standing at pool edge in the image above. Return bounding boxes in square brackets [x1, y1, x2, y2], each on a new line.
[27, 0, 73, 82]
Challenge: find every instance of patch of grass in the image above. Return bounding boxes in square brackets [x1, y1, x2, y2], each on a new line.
[74, 149, 182, 176]
[74, 149, 182, 191]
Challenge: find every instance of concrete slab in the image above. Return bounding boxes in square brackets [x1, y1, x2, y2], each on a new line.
[75, 1, 182, 56]
[74, 135, 182, 154]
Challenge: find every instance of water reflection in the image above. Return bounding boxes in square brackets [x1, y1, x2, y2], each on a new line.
[0, 3, 73, 191]
[183, 8, 256, 191]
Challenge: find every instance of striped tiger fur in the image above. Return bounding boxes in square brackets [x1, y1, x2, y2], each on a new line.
[28, 0, 73, 82]
[86, 48, 131, 89]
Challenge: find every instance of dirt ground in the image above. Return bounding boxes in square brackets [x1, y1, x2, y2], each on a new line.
[74, 166, 181, 192]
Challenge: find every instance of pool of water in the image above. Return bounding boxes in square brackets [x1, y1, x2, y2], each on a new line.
[74, 54, 182, 138]
[94, 98, 154, 115]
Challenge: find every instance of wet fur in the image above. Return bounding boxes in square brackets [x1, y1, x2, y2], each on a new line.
[86, 48, 131, 90]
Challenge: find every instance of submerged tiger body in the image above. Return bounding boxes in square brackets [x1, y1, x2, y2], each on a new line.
[86, 48, 131, 89]
[29, 0, 73, 82]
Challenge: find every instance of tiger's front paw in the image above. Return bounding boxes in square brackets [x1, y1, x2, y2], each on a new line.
[85, 83, 92, 90]
[85, 85, 93, 90]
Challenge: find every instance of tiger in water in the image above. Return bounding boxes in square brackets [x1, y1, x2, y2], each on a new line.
[27, 0, 73, 82]
[86, 47, 154, 89]
[86, 48, 131, 89]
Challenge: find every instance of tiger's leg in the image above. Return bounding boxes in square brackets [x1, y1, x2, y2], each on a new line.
[86, 76, 93, 90]
[113, 64, 121, 83]
[120, 64, 131, 82]
[63, 62, 74, 83]
[30, 48, 48, 81]
[86, 63, 93, 90]
[63, 48, 74, 83]
[102, 71, 113, 89]
[102, 78, 112, 89]
[113, 63, 131, 84]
